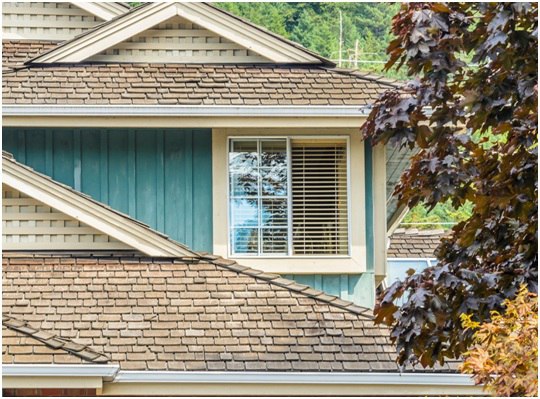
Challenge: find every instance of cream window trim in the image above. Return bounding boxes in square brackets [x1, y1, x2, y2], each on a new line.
[213, 128, 366, 275]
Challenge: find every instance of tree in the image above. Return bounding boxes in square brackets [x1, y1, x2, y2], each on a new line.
[460, 285, 538, 397]
[362, 2, 538, 368]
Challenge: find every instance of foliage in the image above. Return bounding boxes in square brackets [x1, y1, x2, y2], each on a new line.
[361, 2, 538, 368]
[460, 285, 538, 397]
[402, 201, 472, 229]
[216, 2, 405, 78]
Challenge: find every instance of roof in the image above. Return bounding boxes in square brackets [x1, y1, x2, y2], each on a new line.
[2, 41, 397, 106]
[2, 252, 457, 373]
[26, 2, 328, 65]
[2, 315, 109, 364]
[2, 151, 196, 258]
[388, 229, 448, 258]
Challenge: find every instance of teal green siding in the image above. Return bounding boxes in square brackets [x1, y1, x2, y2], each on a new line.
[283, 273, 374, 306]
[3, 128, 213, 252]
[364, 140, 374, 273]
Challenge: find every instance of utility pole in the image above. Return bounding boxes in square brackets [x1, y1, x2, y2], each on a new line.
[354, 39, 359, 69]
[338, 9, 343, 67]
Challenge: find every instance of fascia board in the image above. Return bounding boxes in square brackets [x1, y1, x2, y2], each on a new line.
[32, 3, 176, 64]
[113, 371, 477, 386]
[2, 159, 195, 257]
[75, 2, 127, 21]
[2, 105, 373, 117]
[177, 3, 319, 63]
[2, 365, 119, 379]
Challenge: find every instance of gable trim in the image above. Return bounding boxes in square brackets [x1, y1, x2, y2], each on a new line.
[28, 2, 325, 64]
[75, 2, 130, 21]
[2, 154, 196, 258]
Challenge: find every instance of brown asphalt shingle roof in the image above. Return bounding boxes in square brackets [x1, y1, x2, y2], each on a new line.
[2, 253, 455, 373]
[2, 40, 398, 106]
[388, 229, 448, 258]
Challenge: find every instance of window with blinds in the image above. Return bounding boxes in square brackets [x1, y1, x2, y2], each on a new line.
[229, 137, 349, 257]
[291, 140, 349, 255]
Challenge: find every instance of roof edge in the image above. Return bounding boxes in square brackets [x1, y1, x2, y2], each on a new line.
[113, 370, 475, 384]
[2, 315, 110, 364]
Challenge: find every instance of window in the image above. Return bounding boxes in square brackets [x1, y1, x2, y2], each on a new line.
[228, 138, 349, 257]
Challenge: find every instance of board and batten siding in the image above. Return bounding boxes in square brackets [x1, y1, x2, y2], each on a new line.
[2, 185, 131, 251]
[3, 128, 213, 252]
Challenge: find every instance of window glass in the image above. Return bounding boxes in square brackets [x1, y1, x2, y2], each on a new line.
[229, 139, 288, 255]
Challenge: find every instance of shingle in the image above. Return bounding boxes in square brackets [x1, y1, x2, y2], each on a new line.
[2, 253, 462, 373]
[388, 229, 448, 258]
[2, 41, 400, 106]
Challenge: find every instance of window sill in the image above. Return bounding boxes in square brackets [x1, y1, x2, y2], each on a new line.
[226, 256, 365, 274]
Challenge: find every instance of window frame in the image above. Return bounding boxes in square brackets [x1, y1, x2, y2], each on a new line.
[226, 135, 352, 259]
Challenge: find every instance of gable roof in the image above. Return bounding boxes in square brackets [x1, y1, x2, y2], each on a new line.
[2, 315, 109, 364]
[2, 252, 459, 373]
[2, 152, 196, 258]
[28, 2, 329, 65]
[388, 228, 448, 258]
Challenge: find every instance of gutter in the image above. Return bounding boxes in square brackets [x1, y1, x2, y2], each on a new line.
[2, 105, 373, 118]
[112, 371, 477, 386]
[2, 365, 120, 381]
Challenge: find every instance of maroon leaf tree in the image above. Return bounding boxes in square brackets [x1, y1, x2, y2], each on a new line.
[362, 3, 537, 367]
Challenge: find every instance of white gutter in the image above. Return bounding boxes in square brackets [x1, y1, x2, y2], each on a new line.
[2, 365, 120, 381]
[2, 105, 373, 117]
[113, 371, 476, 386]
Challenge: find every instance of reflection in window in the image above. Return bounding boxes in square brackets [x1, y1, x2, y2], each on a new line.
[229, 139, 288, 255]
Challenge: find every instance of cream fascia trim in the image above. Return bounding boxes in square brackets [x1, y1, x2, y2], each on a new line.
[212, 128, 366, 274]
[2, 365, 119, 379]
[101, 371, 483, 396]
[29, 2, 322, 64]
[2, 157, 196, 258]
[76, 2, 131, 21]
[2, 105, 373, 117]
[2, 364, 119, 389]
[113, 371, 476, 386]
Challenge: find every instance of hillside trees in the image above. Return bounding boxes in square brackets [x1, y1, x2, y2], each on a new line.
[361, 1, 538, 372]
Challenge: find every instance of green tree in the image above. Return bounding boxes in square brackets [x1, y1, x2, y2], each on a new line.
[362, 2, 538, 368]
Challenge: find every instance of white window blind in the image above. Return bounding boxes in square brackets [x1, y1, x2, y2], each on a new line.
[291, 140, 349, 255]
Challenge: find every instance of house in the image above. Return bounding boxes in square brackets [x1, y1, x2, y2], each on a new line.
[2, 2, 482, 396]
[1, 153, 480, 396]
[386, 228, 447, 287]
[1, 1, 415, 308]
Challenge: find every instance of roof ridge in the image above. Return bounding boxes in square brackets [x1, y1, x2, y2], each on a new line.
[196, 253, 373, 318]
[323, 66, 404, 89]
[2, 314, 110, 363]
